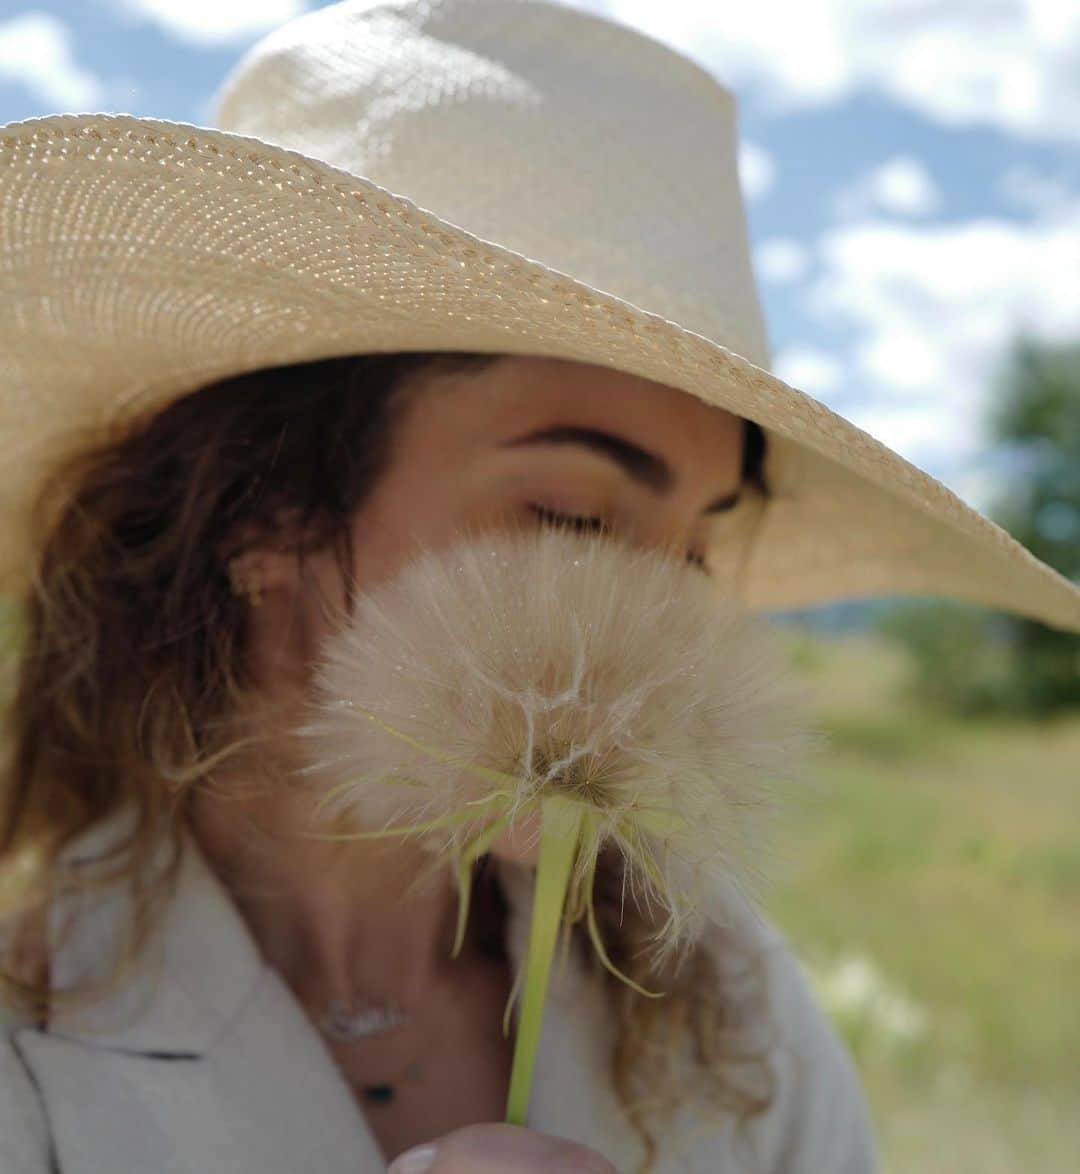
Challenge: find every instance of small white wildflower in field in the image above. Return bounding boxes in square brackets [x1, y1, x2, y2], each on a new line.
[807, 951, 928, 1054]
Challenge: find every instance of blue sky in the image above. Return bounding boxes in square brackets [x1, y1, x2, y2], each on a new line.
[2, 0, 1078, 522]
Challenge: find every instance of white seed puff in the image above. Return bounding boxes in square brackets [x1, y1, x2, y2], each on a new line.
[297, 524, 825, 965]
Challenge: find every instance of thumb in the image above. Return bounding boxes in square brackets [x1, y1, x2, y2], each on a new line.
[388, 1122, 618, 1173]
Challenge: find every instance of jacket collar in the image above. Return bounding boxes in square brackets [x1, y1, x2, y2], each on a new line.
[42, 806, 599, 1061]
[27, 809, 734, 1171]
[44, 806, 268, 1054]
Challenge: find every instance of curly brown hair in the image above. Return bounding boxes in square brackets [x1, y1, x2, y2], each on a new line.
[0, 351, 777, 1173]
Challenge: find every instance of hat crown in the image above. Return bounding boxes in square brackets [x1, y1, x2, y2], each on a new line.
[212, 0, 770, 368]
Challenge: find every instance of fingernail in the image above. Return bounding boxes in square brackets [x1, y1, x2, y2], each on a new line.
[387, 1143, 438, 1174]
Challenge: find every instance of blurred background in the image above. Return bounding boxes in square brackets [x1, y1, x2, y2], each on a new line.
[2, 2, 1077, 1170]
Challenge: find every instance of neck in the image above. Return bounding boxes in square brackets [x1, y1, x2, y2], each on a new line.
[186, 776, 464, 1013]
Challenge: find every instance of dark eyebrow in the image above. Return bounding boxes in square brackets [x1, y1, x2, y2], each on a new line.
[499, 425, 742, 514]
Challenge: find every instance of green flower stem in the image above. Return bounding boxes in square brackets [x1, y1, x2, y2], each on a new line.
[504, 793, 585, 1126]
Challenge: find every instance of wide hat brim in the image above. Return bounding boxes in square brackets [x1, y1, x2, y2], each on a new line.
[1, 112, 1078, 633]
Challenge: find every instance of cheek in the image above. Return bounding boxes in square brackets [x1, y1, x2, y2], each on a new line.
[350, 466, 524, 592]
[348, 475, 462, 589]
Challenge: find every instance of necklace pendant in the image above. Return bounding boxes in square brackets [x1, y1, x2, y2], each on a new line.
[319, 999, 409, 1042]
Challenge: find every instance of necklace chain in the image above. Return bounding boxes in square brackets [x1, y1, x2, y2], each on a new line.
[318, 998, 410, 1043]
[317, 999, 419, 1106]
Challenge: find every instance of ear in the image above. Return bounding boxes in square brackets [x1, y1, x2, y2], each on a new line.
[225, 533, 351, 632]
[219, 509, 311, 597]
[226, 546, 305, 596]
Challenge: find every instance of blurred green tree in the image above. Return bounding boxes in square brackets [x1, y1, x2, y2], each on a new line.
[875, 334, 1080, 718]
[984, 335, 1080, 713]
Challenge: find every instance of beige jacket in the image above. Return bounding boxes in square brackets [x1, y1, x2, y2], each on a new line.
[2, 809, 878, 1172]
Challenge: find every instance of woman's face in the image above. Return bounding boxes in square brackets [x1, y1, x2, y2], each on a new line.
[240, 354, 747, 861]
[344, 354, 746, 595]
[241, 354, 746, 689]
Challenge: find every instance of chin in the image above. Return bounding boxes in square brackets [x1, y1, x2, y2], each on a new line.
[487, 814, 542, 868]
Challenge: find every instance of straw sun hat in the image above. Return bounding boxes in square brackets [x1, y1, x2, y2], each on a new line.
[1, 0, 1077, 631]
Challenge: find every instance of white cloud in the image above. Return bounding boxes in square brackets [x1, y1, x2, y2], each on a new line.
[834, 155, 943, 220]
[805, 200, 1080, 473]
[755, 238, 811, 283]
[111, 0, 310, 46]
[596, 1, 1080, 143]
[737, 139, 775, 201]
[0, 11, 103, 108]
[771, 345, 844, 396]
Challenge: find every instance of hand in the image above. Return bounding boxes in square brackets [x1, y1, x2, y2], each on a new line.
[387, 1122, 619, 1173]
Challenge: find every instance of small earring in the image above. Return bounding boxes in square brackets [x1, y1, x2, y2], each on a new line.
[228, 558, 264, 607]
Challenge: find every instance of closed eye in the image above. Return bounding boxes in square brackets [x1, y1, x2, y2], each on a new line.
[526, 504, 712, 578]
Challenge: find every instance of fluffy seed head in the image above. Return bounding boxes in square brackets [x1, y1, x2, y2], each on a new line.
[298, 524, 824, 957]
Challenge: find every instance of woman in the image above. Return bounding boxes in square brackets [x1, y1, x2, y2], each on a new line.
[2, 3, 1077, 1173]
[1, 349, 868, 1174]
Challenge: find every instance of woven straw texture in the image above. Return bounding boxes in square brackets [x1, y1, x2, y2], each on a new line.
[0, 0, 1078, 633]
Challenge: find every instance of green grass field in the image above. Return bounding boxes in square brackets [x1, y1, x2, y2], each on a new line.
[762, 628, 1080, 1173]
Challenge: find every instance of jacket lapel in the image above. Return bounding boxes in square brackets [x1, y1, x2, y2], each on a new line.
[13, 809, 386, 1173]
[11, 809, 650, 1173]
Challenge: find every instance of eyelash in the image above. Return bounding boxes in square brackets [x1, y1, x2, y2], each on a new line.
[526, 504, 711, 576]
